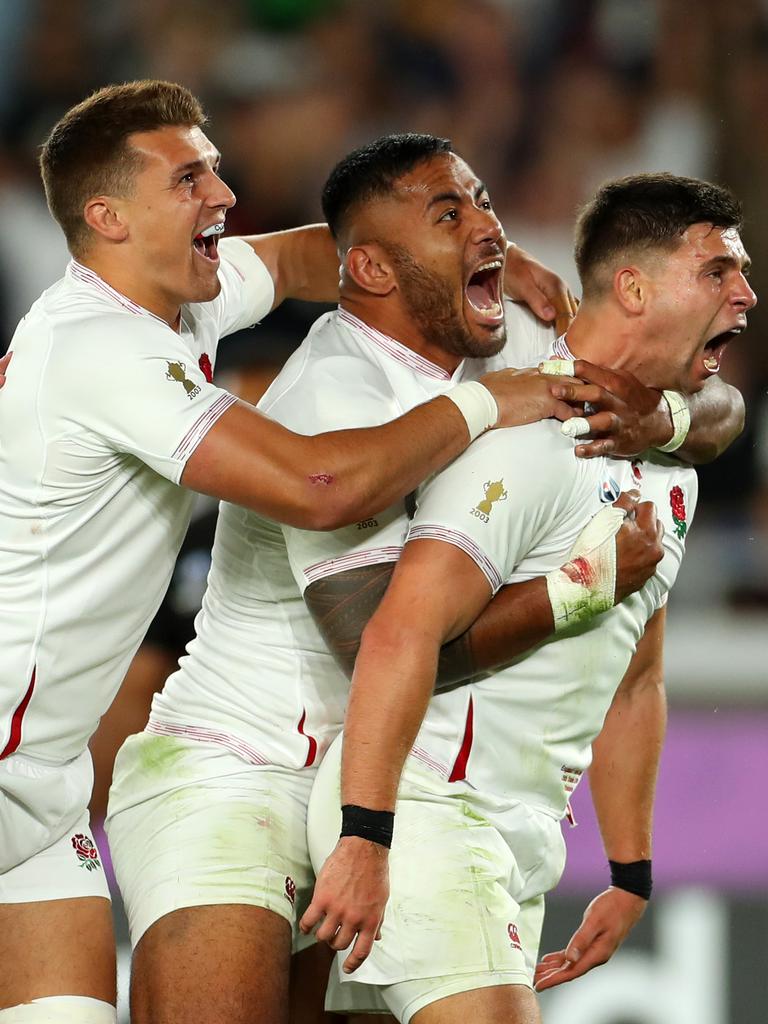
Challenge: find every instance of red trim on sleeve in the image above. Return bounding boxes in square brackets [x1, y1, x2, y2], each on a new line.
[298, 708, 318, 768]
[448, 695, 474, 782]
[0, 667, 36, 760]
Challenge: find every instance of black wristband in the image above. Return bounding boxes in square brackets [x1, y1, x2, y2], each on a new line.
[340, 804, 394, 849]
[609, 859, 653, 900]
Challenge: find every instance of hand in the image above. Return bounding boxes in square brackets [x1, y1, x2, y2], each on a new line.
[612, 493, 664, 602]
[480, 367, 588, 428]
[299, 836, 388, 974]
[534, 887, 646, 992]
[503, 244, 578, 332]
[0, 350, 12, 387]
[548, 360, 673, 458]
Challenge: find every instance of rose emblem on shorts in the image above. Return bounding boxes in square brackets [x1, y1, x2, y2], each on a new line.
[669, 485, 687, 539]
[285, 876, 296, 906]
[507, 923, 522, 951]
[71, 833, 102, 872]
[198, 353, 213, 383]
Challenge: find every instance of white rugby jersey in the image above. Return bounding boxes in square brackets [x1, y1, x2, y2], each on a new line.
[0, 238, 274, 765]
[148, 303, 550, 767]
[403, 349, 697, 818]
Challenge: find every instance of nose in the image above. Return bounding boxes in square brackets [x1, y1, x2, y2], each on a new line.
[733, 271, 757, 311]
[470, 203, 504, 247]
[208, 171, 237, 211]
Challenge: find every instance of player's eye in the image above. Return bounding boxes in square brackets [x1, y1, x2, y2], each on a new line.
[438, 208, 458, 222]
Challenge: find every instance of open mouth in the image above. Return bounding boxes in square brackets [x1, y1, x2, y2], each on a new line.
[702, 327, 743, 374]
[465, 258, 504, 324]
[193, 222, 224, 263]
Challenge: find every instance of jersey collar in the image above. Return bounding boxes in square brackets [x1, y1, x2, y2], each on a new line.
[68, 260, 171, 328]
[338, 307, 459, 382]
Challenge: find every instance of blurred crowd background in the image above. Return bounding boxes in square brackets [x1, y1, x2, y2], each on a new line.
[1, 1, 766, 1021]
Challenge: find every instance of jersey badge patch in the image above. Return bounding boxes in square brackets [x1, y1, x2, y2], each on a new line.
[670, 485, 688, 539]
[166, 361, 201, 399]
[598, 475, 621, 503]
[198, 353, 213, 382]
[285, 876, 296, 905]
[507, 922, 523, 951]
[472, 479, 507, 523]
[71, 833, 102, 872]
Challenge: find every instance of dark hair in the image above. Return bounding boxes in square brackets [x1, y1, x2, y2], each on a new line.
[40, 80, 206, 256]
[575, 173, 743, 296]
[322, 133, 453, 239]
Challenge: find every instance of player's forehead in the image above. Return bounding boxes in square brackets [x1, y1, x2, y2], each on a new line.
[676, 221, 749, 268]
[393, 153, 485, 208]
[127, 125, 219, 176]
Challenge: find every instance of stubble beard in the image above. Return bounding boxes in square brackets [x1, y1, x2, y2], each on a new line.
[384, 243, 506, 360]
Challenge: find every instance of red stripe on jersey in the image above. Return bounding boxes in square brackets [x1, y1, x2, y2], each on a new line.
[0, 667, 36, 760]
[448, 695, 474, 782]
[298, 709, 318, 768]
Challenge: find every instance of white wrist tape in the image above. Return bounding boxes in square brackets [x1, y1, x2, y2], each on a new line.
[545, 504, 627, 632]
[445, 381, 499, 441]
[657, 389, 691, 453]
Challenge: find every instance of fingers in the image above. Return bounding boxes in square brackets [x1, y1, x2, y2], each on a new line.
[342, 926, 378, 974]
[549, 382, 610, 406]
[299, 900, 324, 936]
[572, 359, 631, 395]
[612, 490, 640, 516]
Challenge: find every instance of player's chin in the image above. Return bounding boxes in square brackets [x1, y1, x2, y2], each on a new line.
[467, 320, 506, 357]
[191, 272, 222, 304]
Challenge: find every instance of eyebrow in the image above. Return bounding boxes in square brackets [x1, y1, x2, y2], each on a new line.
[170, 152, 222, 179]
[425, 181, 489, 210]
[702, 253, 752, 274]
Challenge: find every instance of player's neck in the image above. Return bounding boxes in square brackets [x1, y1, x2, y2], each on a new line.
[564, 304, 644, 377]
[77, 252, 182, 331]
[340, 297, 462, 375]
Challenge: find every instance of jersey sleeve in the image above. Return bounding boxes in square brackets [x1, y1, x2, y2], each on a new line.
[407, 421, 581, 594]
[265, 343, 412, 592]
[205, 237, 276, 338]
[54, 316, 238, 484]
[500, 299, 557, 368]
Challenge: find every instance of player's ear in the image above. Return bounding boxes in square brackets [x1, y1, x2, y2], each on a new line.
[83, 196, 129, 243]
[614, 266, 646, 314]
[344, 244, 396, 296]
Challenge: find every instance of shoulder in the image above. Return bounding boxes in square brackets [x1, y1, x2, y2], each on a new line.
[499, 300, 555, 368]
[259, 311, 398, 431]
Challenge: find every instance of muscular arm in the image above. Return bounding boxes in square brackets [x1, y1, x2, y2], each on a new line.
[675, 377, 744, 464]
[535, 606, 666, 993]
[304, 500, 662, 684]
[181, 370, 577, 531]
[241, 225, 340, 307]
[590, 605, 667, 861]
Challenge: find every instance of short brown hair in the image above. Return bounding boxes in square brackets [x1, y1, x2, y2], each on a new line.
[40, 80, 206, 255]
[575, 172, 743, 298]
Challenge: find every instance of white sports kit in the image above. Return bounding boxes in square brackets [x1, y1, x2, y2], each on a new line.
[0, 238, 274, 893]
[106, 304, 696, 1020]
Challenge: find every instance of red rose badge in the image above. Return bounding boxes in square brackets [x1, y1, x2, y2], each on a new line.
[198, 353, 213, 383]
[670, 485, 687, 539]
[71, 833, 102, 872]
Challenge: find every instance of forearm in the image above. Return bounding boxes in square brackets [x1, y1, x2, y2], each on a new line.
[676, 378, 745, 464]
[436, 578, 553, 688]
[183, 395, 471, 531]
[589, 677, 666, 861]
[341, 624, 438, 810]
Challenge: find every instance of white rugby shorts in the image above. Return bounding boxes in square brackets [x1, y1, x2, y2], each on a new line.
[105, 732, 317, 949]
[0, 748, 108, 903]
[307, 734, 567, 1024]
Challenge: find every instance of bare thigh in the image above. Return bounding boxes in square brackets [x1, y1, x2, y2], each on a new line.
[130, 904, 292, 1024]
[0, 897, 115, 1008]
[412, 985, 540, 1024]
